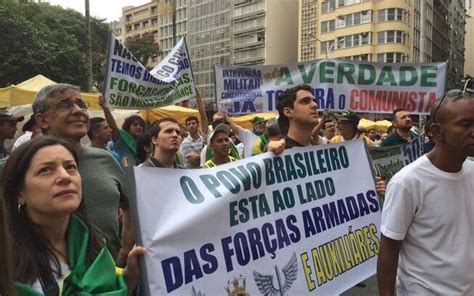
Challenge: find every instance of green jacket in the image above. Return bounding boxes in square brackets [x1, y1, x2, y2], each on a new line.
[16, 215, 127, 295]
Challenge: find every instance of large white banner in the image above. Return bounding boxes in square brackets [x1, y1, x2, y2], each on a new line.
[103, 33, 196, 109]
[129, 141, 382, 295]
[214, 60, 447, 115]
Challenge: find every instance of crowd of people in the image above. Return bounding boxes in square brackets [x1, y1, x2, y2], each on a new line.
[0, 82, 472, 295]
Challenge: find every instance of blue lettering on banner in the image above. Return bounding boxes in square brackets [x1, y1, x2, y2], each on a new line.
[402, 137, 423, 165]
[161, 243, 218, 293]
[221, 215, 300, 272]
[301, 190, 379, 238]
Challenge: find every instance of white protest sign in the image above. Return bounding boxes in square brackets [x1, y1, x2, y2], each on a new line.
[103, 33, 196, 109]
[214, 60, 447, 115]
[130, 140, 381, 295]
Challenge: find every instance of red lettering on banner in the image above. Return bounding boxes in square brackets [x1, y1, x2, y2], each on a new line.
[350, 89, 437, 113]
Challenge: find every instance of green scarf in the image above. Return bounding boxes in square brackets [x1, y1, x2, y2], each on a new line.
[119, 129, 137, 158]
[15, 215, 127, 295]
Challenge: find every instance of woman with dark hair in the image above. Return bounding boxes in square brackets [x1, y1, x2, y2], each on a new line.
[0, 193, 15, 295]
[1, 136, 143, 295]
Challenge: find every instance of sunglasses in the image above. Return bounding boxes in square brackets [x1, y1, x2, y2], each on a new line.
[432, 88, 474, 123]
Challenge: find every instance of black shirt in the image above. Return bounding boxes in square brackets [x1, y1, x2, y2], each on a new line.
[284, 136, 306, 149]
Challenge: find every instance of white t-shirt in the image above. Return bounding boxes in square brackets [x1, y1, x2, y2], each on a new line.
[381, 155, 474, 295]
[12, 131, 32, 150]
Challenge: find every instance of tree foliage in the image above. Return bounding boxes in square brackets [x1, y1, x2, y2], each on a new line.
[0, 1, 109, 91]
[125, 32, 162, 68]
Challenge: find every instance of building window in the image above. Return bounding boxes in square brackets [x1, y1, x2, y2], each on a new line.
[336, 11, 372, 28]
[377, 52, 404, 63]
[333, 32, 371, 50]
[341, 54, 371, 61]
[321, 20, 335, 33]
[378, 8, 405, 22]
[321, 0, 335, 14]
[378, 31, 405, 44]
[320, 40, 333, 53]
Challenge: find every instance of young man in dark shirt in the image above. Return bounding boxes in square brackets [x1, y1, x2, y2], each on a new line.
[141, 117, 182, 168]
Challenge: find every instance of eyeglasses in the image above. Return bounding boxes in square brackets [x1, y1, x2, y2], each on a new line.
[52, 98, 90, 112]
[432, 88, 473, 123]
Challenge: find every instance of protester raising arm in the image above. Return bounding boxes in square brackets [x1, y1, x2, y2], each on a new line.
[195, 89, 208, 137]
[98, 95, 120, 141]
[311, 109, 330, 144]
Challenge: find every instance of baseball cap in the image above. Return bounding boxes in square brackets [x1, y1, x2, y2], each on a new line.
[207, 123, 230, 144]
[335, 111, 360, 125]
[250, 116, 265, 125]
[0, 109, 24, 122]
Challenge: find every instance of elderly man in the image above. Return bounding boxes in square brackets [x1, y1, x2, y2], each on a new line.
[0, 109, 24, 158]
[33, 83, 133, 266]
[377, 91, 474, 294]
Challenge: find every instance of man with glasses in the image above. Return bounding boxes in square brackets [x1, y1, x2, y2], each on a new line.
[377, 90, 474, 295]
[381, 108, 417, 147]
[32, 84, 134, 266]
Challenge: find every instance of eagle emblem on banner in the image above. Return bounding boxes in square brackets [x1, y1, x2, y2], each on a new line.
[253, 252, 298, 296]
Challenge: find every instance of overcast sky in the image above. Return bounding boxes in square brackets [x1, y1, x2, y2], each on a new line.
[48, 0, 150, 22]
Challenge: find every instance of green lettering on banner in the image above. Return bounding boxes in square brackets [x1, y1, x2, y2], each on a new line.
[229, 200, 239, 226]
[298, 63, 317, 83]
[258, 193, 272, 217]
[229, 194, 271, 226]
[420, 65, 437, 87]
[275, 67, 294, 85]
[200, 174, 222, 198]
[320, 61, 335, 83]
[399, 66, 418, 86]
[376, 66, 397, 86]
[357, 64, 376, 85]
[337, 63, 355, 84]
[180, 176, 205, 204]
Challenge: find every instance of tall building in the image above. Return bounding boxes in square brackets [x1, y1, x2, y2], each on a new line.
[465, 1, 474, 77]
[447, 0, 467, 88]
[299, 0, 465, 88]
[110, 17, 124, 42]
[232, 0, 299, 66]
[122, 2, 160, 66]
[431, 0, 449, 63]
[159, 0, 188, 56]
[187, 0, 233, 103]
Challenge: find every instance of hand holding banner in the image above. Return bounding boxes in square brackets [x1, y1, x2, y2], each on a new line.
[103, 33, 196, 109]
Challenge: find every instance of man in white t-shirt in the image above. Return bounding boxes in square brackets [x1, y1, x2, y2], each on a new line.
[377, 91, 474, 295]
